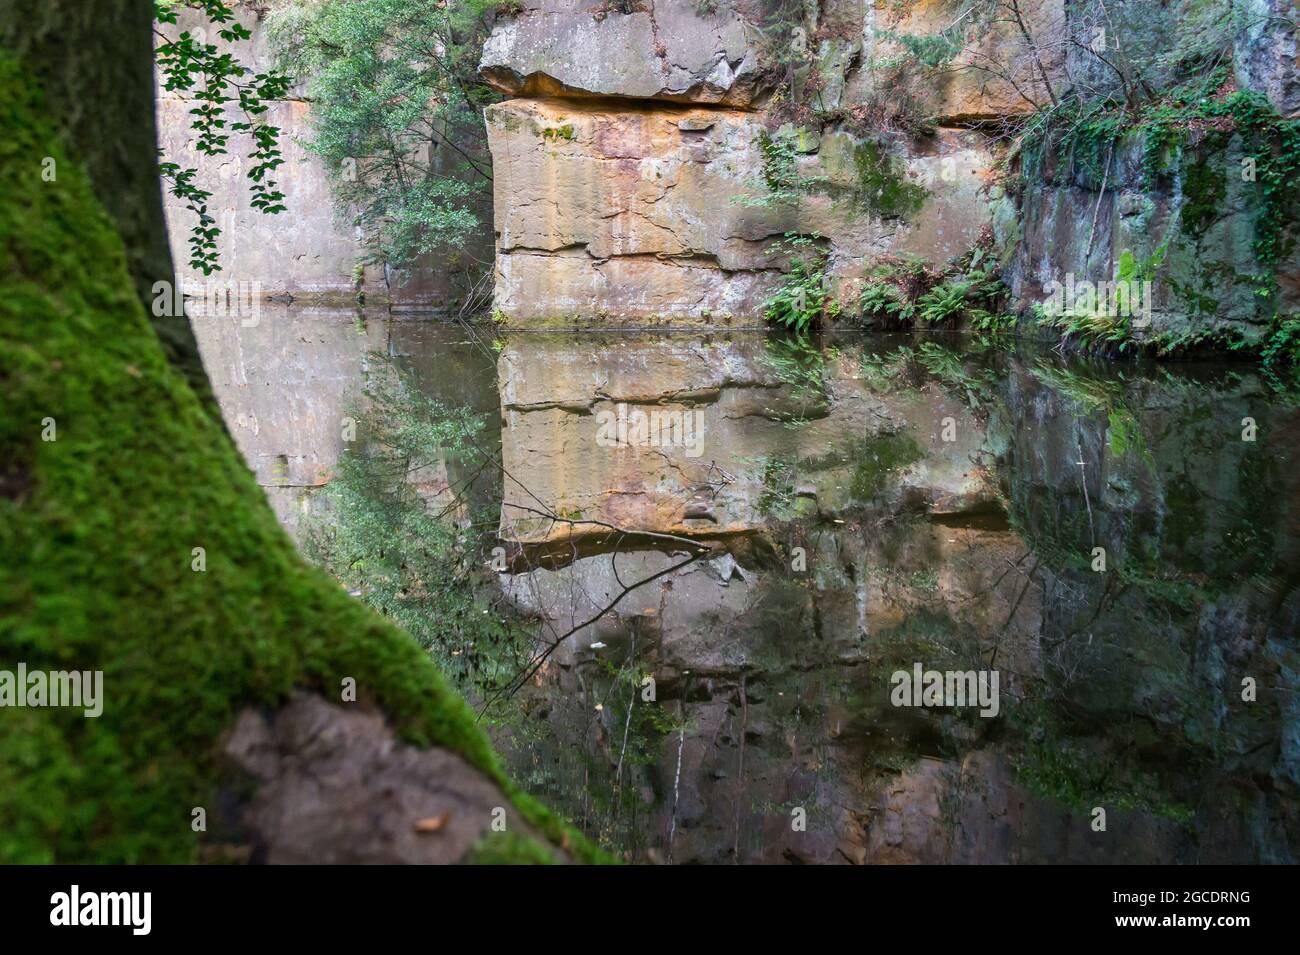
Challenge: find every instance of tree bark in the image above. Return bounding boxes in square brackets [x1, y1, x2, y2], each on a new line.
[0, 0, 221, 420]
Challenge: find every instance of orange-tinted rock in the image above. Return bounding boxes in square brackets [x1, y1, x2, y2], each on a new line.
[486, 97, 1001, 323]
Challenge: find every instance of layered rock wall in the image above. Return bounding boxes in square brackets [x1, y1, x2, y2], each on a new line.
[483, 0, 1298, 331]
[482, 0, 1055, 325]
[1009, 128, 1300, 340]
[488, 93, 999, 322]
[1009, 0, 1300, 342]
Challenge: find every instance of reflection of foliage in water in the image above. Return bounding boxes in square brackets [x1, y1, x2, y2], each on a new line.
[306, 335, 1296, 860]
[760, 334, 835, 418]
[512, 645, 680, 860]
[1009, 703, 1198, 824]
[303, 353, 733, 858]
[996, 362, 1298, 827]
[1029, 360, 1152, 463]
[859, 340, 1000, 412]
[848, 431, 923, 500]
[913, 342, 1000, 412]
[754, 428, 922, 516]
[756, 454, 801, 518]
[304, 355, 531, 695]
[859, 344, 914, 390]
[304, 355, 664, 855]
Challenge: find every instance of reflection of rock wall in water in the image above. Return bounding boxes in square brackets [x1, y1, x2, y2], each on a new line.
[999, 359, 1300, 862]
[195, 311, 504, 537]
[193, 307, 387, 534]
[207, 316, 1300, 863]
[491, 333, 1300, 863]
[492, 333, 1035, 861]
[497, 333, 996, 542]
[502, 519, 1057, 863]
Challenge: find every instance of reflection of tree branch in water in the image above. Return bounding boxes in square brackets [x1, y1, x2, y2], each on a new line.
[412, 440, 712, 719]
[383, 347, 716, 712]
[351, 341, 720, 727]
[1041, 571, 1121, 687]
[478, 502, 712, 719]
[613, 628, 638, 796]
[667, 675, 690, 866]
[990, 557, 1039, 669]
[733, 673, 748, 863]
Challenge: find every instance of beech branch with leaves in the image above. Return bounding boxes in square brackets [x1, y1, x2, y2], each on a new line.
[154, 0, 290, 274]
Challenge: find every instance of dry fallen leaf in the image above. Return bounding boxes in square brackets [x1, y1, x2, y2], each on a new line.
[414, 811, 451, 834]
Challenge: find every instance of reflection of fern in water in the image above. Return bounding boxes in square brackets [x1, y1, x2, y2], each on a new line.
[756, 455, 800, 518]
[758, 430, 925, 511]
[914, 341, 999, 411]
[859, 344, 914, 390]
[761, 334, 834, 414]
[1029, 360, 1153, 464]
[859, 341, 1002, 410]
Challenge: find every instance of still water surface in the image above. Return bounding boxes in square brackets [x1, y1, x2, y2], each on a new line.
[197, 308, 1299, 863]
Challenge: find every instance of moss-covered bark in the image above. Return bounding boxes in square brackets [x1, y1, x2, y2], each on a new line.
[0, 0, 219, 422]
[0, 48, 601, 862]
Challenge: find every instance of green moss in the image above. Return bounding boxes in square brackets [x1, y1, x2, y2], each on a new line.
[1031, 85, 1299, 270]
[1142, 88, 1300, 268]
[541, 124, 575, 141]
[1022, 83, 1300, 354]
[1179, 146, 1228, 242]
[468, 831, 560, 865]
[0, 53, 608, 864]
[850, 430, 923, 500]
[1010, 707, 1197, 826]
[852, 139, 927, 219]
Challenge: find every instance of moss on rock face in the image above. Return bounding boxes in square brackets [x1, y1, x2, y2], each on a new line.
[1179, 145, 1230, 243]
[541, 123, 575, 141]
[851, 430, 924, 501]
[0, 54, 604, 864]
[1016, 84, 1300, 355]
[852, 139, 928, 220]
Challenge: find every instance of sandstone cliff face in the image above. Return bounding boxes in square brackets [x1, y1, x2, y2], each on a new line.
[482, 0, 1298, 331]
[154, 3, 457, 306]
[481, 0, 765, 104]
[849, 0, 1065, 122]
[481, 0, 1046, 324]
[486, 95, 1000, 323]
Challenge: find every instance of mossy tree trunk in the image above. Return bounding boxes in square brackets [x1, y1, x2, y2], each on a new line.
[0, 0, 219, 420]
[0, 2, 599, 863]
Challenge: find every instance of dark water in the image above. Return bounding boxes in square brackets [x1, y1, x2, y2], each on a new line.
[198, 309, 1300, 864]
